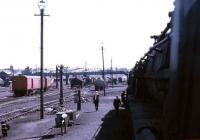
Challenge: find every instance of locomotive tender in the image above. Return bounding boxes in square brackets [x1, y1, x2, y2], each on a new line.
[69, 78, 83, 89]
[12, 75, 54, 97]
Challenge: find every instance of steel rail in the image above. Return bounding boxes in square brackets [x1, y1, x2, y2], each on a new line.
[0, 94, 74, 123]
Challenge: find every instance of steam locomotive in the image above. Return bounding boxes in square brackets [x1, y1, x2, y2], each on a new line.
[127, 1, 200, 139]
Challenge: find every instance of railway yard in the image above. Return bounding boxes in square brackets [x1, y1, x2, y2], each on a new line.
[0, 83, 132, 140]
[1, 1, 200, 140]
[0, 86, 68, 122]
[0, 84, 98, 123]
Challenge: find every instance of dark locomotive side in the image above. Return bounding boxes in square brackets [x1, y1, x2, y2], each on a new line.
[127, 1, 200, 140]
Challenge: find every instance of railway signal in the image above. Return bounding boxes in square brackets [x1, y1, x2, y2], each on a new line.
[56, 65, 59, 88]
[65, 74, 69, 85]
[77, 90, 81, 111]
[59, 65, 64, 107]
[111, 58, 113, 88]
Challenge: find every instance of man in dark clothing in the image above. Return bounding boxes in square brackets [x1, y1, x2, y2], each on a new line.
[93, 92, 99, 111]
[121, 91, 126, 106]
[124, 91, 129, 109]
[121, 91, 129, 109]
[113, 96, 121, 115]
[1, 121, 9, 137]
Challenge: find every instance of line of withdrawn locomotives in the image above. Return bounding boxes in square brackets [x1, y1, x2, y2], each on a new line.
[127, 1, 200, 139]
[12, 76, 108, 97]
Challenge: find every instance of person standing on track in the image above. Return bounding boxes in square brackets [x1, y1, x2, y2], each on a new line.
[93, 91, 99, 111]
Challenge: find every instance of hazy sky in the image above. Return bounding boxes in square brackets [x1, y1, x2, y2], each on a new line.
[0, 0, 174, 70]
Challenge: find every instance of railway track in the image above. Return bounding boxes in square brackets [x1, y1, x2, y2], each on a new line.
[0, 86, 73, 120]
[0, 88, 73, 112]
[0, 85, 124, 123]
[0, 87, 95, 123]
[0, 93, 75, 123]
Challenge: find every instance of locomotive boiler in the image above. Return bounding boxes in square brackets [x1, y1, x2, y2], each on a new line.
[94, 78, 105, 91]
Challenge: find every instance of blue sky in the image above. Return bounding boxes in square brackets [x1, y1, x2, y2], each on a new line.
[0, 0, 174, 69]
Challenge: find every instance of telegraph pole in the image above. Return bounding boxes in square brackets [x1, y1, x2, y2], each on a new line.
[84, 61, 87, 76]
[40, 8, 44, 119]
[85, 62, 87, 71]
[111, 58, 113, 88]
[101, 42, 106, 96]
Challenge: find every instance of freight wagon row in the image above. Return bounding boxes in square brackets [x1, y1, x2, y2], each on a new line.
[12, 76, 54, 97]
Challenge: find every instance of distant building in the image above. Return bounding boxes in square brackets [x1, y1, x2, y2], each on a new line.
[0, 78, 4, 86]
[0, 70, 14, 87]
[0, 71, 10, 81]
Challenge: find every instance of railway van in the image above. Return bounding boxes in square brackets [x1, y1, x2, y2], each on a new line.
[12, 75, 53, 97]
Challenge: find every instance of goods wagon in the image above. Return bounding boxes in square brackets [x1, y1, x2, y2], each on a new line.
[44, 77, 54, 91]
[12, 76, 53, 97]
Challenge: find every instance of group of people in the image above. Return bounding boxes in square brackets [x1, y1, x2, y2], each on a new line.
[92, 90, 128, 114]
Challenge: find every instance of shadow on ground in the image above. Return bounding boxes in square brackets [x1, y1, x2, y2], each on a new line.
[95, 109, 133, 140]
